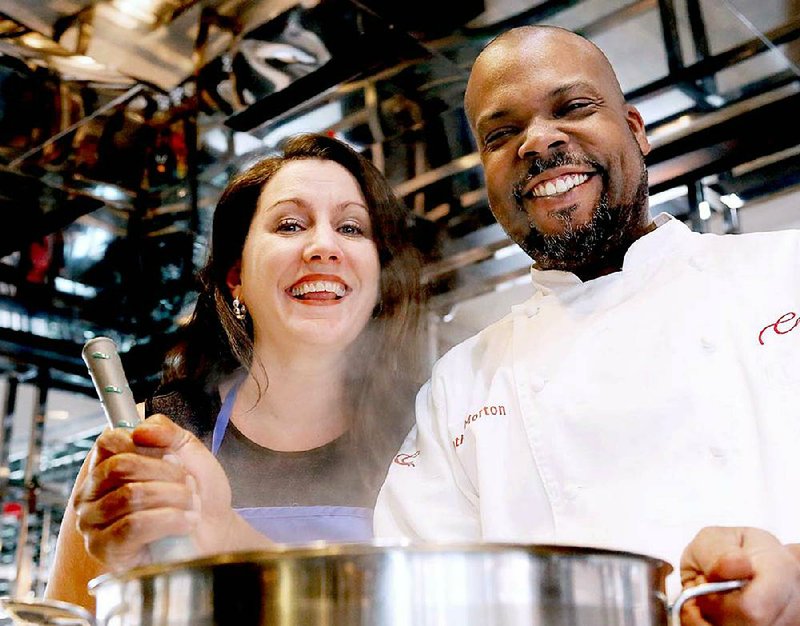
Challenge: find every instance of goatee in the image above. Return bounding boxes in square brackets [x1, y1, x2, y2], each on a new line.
[517, 165, 650, 275]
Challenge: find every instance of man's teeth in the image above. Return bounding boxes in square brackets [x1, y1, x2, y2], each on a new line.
[531, 173, 589, 197]
[290, 281, 347, 297]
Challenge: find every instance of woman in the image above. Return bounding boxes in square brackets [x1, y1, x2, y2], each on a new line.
[44, 132, 427, 611]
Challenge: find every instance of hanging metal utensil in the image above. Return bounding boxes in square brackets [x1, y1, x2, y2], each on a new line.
[81, 336, 195, 564]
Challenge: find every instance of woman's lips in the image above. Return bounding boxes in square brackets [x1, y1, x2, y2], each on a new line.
[287, 278, 348, 302]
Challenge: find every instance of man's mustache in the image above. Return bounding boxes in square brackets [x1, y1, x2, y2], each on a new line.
[512, 152, 603, 203]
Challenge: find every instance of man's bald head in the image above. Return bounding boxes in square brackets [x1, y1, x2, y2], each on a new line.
[465, 26, 627, 131]
[461, 24, 652, 280]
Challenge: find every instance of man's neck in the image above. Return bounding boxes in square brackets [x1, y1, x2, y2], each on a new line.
[571, 218, 659, 282]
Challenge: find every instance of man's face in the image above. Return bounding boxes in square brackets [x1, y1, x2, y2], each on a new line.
[464, 29, 652, 273]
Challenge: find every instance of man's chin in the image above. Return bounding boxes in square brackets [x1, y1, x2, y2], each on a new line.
[528, 254, 580, 272]
[520, 208, 616, 271]
[528, 205, 593, 238]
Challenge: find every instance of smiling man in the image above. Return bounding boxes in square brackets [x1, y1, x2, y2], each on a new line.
[464, 25, 654, 281]
[375, 26, 800, 626]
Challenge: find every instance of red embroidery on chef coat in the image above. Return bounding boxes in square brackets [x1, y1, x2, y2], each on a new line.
[394, 451, 420, 467]
[758, 311, 800, 345]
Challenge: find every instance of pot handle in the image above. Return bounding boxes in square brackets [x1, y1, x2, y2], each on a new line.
[669, 579, 747, 626]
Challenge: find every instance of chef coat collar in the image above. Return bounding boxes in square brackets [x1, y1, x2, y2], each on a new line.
[529, 212, 688, 293]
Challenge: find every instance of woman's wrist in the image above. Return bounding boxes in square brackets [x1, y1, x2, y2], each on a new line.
[217, 510, 273, 553]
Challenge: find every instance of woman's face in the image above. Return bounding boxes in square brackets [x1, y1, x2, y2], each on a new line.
[231, 158, 381, 354]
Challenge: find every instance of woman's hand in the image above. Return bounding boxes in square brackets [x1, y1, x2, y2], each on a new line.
[73, 415, 236, 571]
[680, 526, 800, 626]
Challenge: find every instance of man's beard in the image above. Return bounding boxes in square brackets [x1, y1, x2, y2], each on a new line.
[512, 153, 649, 274]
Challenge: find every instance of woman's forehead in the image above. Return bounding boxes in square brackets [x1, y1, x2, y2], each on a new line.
[257, 159, 366, 211]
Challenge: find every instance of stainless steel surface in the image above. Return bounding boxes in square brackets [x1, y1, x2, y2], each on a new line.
[0, 596, 95, 626]
[90, 542, 680, 626]
[669, 579, 746, 626]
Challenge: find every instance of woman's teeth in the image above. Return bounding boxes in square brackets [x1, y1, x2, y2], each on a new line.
[531, 173, 589, 198]
[290, 281, 347, 298]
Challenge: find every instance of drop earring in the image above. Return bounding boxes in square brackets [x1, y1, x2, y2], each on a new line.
[232, 297, 247, 321]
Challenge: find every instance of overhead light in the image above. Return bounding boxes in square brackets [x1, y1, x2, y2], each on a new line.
[649, 185, 688, 207]
[110, 0, 160, 26]
[69, 55, 103, 67]
[493, 243, 522, 260]
[19, 32, 67, 55]
[698, 200, 712, 220]
[54, 277, 97, 298]
[202, 127, 229, 154]
[46, 410, 70, 421]
[91, 183, 129, 203]
[102, 0, 200, 29]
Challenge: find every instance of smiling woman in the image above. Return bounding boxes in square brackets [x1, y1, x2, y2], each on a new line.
[43, 133, 428, 612]
[233, 158, 382, 355]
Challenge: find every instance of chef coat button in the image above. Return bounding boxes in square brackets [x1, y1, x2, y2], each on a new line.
[700, 337, 715, 352]
[688, 255, 706, 271]
[709, 446, 726, 459]
[530, 375, 547, 392]
[563, 484, 584, 502]
[525, 304, 540, 317]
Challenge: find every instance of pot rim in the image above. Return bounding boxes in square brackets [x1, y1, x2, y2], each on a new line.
[88, 540, 673, 593]
[0, 596, 95, 624]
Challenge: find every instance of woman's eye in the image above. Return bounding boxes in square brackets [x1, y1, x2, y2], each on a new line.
[276, 219, 303, 233]
[339, 222, 365, 236]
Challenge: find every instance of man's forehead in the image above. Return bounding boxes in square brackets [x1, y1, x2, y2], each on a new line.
[493, 29, 606, 71]
[467, 29, 622, 109]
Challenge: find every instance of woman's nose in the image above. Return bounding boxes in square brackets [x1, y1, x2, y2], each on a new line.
[303, 226, 342, 262]
[517, 119, 569, 159]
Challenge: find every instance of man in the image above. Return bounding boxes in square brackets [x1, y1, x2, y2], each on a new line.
[374, 25, 800, 625]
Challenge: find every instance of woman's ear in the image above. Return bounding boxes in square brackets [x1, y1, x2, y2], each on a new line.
[226, 261, 242, 298]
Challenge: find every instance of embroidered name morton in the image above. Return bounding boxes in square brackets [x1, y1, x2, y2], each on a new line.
[453, 403, 508, 449]
[463, 404, 506, 429]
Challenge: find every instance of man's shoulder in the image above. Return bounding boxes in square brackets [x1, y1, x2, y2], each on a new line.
[699, 227, 800, 259]
[432, 306, 521, 374]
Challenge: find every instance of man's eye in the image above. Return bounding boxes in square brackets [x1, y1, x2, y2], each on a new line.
[560, 101, 593, 115]
[483, 128, 514, 148]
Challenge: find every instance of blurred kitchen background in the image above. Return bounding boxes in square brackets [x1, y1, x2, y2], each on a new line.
[0, 0, 797, 599]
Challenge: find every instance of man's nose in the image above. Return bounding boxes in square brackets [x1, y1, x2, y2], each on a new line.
[517, 120, 569, 159]
[303, 226, 342, 262]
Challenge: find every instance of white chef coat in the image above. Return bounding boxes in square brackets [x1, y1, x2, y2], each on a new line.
[374, 213, 800, 596]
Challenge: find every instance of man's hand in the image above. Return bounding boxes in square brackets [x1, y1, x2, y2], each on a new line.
[680, 526, 800, 625]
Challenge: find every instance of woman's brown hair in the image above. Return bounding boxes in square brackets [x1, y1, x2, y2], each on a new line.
[161, 132, 427, 467]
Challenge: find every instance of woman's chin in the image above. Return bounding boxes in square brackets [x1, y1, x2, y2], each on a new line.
[287, 321, 366, 351]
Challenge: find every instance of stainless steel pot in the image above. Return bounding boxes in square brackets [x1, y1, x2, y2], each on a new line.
[85, 542, 744, 626]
